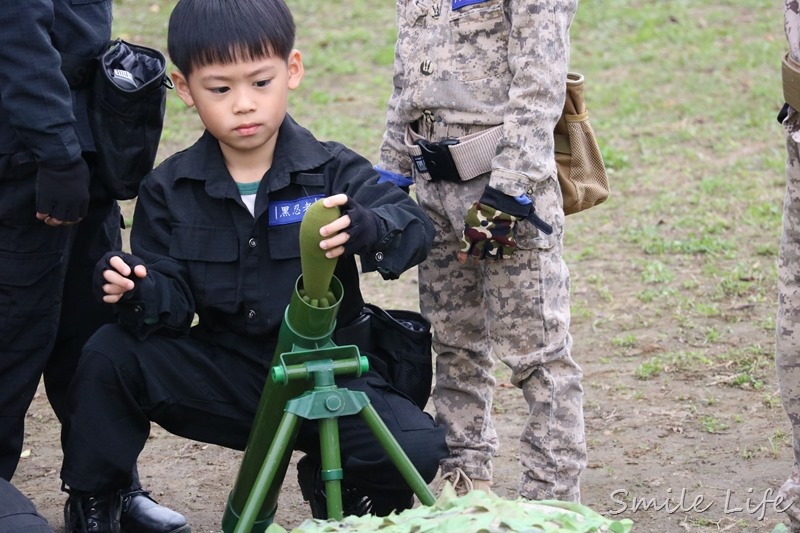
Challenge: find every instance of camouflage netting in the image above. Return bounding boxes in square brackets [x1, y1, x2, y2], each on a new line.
[266, 484, 633, 533]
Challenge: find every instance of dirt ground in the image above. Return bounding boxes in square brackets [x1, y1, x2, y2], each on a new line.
[12, 250, 796, 533]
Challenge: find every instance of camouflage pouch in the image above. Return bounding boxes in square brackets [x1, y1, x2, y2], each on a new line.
[554, 73, 609, 215]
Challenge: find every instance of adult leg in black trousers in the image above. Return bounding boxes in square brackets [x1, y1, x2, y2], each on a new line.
[44, 199, 121, 427]
[0, 157, 76, 481]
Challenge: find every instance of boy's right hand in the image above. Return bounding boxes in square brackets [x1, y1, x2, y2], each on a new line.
[318, 194, 380, 257]
[94, 252, 148, 303]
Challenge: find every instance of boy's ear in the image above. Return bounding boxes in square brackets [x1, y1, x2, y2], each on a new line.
[287, 49, 304, 90]
[171, 70, 195, 108]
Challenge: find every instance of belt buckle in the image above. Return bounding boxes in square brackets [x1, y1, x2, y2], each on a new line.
[415, 138, 460, 182]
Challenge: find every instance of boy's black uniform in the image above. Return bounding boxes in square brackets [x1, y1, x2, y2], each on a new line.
[61, 117, 447, 512]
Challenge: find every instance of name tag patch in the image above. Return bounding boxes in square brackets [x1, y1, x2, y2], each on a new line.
[268, 195, 325, 226]
[452, 0, 489, 10]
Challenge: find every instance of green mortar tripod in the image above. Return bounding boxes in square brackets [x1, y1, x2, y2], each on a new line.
[219, 275, 436, 533]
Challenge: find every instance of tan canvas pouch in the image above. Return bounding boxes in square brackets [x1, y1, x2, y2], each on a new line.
[554, 72, 609, 215]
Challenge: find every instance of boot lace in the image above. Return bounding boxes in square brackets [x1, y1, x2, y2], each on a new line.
[440, 467, 474, 496]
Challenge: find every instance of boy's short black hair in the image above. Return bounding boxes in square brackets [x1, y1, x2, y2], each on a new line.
[167, 0, 295, 76]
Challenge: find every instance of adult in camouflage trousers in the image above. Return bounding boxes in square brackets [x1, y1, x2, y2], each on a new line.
[777, 1, 800, 530]
[377, 0, 585, 501]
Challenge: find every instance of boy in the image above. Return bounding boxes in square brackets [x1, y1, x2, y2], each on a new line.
[377, 0, 585, 502]
[58, 0, 447, 531]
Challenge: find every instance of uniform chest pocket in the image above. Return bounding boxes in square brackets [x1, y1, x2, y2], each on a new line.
[448, 0, 510, 82]
[404, 0, 429, 24]
[267, 223, 301, 260]
[170, 224, 240, 305]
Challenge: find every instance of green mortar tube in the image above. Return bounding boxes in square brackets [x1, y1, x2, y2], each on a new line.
[221, 200, 342, 532]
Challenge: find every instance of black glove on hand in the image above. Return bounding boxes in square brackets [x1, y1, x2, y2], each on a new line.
[460, 186, 553, 260]
[340, 196, 381, 256]
[36, 159, 90, 222]
[93, 251, 148, 302]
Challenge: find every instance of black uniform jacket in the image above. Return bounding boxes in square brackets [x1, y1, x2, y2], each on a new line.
[0, 0, 112, 166]
[117, 116, 434, 361]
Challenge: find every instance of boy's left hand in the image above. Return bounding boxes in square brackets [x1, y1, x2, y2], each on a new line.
[458, 186, 554, 262]
[318, 194, 380, 258]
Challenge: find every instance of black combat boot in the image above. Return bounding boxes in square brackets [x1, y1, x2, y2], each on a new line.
[296, 454, 414, 519]
[120, 489, 190, 533]
[64, 488, 122, 533]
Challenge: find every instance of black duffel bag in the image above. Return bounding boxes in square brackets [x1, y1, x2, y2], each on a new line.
[334, 303, 433, 411]
[89, 39, 172, 200]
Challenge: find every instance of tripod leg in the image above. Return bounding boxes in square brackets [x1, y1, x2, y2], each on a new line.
[319, 417, 344, 521]
[232, 412, 301, 533]
[359, 404, 436, 506]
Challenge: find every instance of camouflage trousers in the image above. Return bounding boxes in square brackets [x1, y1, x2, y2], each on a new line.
[777, 128, 800, 532]
[414, 171, 586, 502]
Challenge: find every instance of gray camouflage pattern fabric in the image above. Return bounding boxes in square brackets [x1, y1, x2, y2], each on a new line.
[380, 0, 576, 197]
[777, 1, 800, 530]
[379, 0, 585, 501]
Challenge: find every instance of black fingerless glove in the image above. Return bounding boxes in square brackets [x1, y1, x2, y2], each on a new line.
[340, 196, 381, 256]
[93, 251, 148, 302]
[36, 159, 90, 222]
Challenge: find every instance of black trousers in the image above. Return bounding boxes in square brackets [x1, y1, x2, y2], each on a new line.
[0, 478, 53, 532]
[61, 324, 447, 501]
[0, 153, 121, 481]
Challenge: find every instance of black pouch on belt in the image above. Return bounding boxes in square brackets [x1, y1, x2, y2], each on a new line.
[89, 39, 173, 200]
[333, 303, 433, 410]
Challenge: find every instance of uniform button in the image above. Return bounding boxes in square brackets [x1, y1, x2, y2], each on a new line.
[374, 252, 384, 262]
[247, 310, 256, 319]
[248, 238, 257, 248]
[133, 305, 142, 313]
[420, 61, 434, 76]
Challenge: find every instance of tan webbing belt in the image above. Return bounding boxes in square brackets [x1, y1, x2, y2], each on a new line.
[783, 52, 800, 111]
[404, 124, 502, 181]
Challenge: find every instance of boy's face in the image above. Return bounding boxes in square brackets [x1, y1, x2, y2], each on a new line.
[172, 50, 303, 159]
